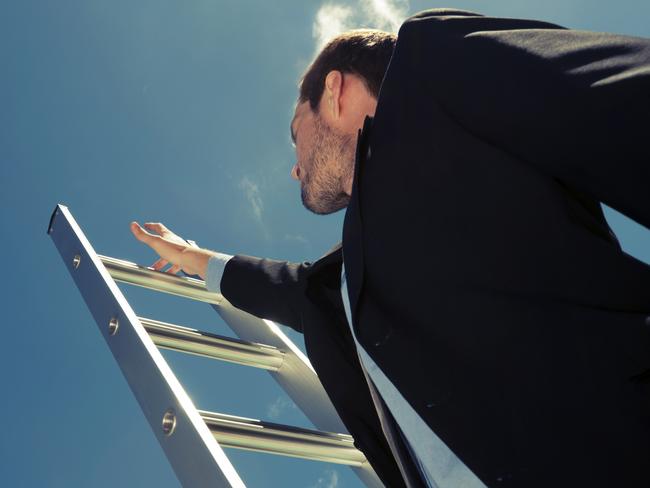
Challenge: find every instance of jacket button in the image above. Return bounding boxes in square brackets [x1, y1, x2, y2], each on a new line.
[366, 145, 371, 159]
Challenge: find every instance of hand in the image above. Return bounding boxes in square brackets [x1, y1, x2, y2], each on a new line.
[130, 222, 210, 277]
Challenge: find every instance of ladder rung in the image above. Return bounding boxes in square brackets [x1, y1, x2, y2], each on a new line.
[99, 254, 220, 304]
[50, 205, 382, 487]
[139, 317, 284, 371]
[199, 410, 368, 466]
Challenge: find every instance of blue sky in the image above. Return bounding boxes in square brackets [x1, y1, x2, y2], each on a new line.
[2, 1, 650, 487]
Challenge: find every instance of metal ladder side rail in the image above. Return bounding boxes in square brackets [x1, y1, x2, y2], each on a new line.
[48, 204, 245, 488]
[49, 204, 382, 487]
[99, 247, 384, 487]
[97, 253, 345, 431]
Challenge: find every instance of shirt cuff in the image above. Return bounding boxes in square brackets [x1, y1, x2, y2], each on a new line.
[205, 252, 234, 294]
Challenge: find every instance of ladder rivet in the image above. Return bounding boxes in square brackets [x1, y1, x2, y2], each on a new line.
[162, 409, 177, 436]
[72, 254, 81, 269]
[108, 317, 119, 336]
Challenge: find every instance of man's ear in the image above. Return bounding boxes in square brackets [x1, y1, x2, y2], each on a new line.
[323, 70, 343, 119]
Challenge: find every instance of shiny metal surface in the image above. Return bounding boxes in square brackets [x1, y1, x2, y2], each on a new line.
[212, 307, 383, 486]
[99, 254, 222, 305]
[49, 205, 245, 488]
[162, 409, 177, 436]
[50, 204, 382, 488]
[199, 410, 367, 466]
[108, 317, 119, 336]
[139, 317, 284, 371]
[98, 250, 383, 482]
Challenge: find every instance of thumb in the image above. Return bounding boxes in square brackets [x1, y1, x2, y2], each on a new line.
[130, 221, 155, 244]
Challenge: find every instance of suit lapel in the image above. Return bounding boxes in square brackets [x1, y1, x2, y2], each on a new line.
[343, 116, 373, 332]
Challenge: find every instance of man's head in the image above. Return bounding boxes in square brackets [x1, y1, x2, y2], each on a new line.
[290, 29, 396, 214]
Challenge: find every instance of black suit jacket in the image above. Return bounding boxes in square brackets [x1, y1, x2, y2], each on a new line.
[222, 9, 650, 487]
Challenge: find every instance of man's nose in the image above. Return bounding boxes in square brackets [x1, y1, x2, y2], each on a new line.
[291, 163, 300, 181]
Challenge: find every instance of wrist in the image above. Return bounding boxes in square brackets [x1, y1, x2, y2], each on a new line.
[180, 247, 212, 278]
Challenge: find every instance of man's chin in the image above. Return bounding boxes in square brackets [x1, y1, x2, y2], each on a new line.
[301, 189, 350, 215]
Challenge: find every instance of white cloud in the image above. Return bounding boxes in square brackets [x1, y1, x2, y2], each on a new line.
[314, 4, 355, 51]
[266, 396, 297, 420]
[312, 0, 409, 50]
[310, 469, 340, 488]
[239, 176, 264, 223]
[360, 0, 409, 31]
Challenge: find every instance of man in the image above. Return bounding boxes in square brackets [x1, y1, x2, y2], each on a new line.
[131, 8, 650, 487]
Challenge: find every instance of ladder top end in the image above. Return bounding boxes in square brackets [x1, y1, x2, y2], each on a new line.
[47, 204, 68, 235]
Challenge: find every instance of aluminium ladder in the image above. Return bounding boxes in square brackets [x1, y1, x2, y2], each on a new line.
[48, 204, 383, 488]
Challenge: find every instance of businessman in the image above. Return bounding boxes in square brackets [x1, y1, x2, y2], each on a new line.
[132, 9, 650, 487]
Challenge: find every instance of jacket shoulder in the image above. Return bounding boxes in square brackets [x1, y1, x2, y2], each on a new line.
[397, 8, 563, 42]
[405, 8, 484, 23]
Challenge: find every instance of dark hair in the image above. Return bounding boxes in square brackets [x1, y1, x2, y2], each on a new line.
[299, 30, 397, 111]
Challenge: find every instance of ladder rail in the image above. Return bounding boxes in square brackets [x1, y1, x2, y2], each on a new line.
[103, 253, 384, 486]
[50, 204, 384, 488]
[48, 204, 246, 488]
[97, 254, 344, 429]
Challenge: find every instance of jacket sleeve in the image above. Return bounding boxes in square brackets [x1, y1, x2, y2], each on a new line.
[398, 10, 650, 227]
[219, 254, 311, 333]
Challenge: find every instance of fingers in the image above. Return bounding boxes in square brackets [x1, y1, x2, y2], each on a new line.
[144, 222, 168, 235]
[131, 221, 156, 244]
[150, 258, 168, 271]
[131, 221, 184, 273]
[167, 264, 181, 275]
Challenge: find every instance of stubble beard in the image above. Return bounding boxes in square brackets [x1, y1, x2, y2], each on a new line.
[301, 114, 355, 215]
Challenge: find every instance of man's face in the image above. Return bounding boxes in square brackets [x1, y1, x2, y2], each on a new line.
[290, 101, 356, 215]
